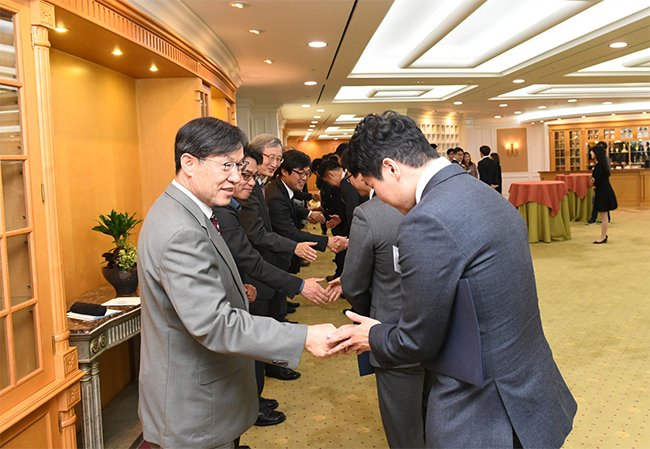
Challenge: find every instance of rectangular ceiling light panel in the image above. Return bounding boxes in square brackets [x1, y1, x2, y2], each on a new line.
[497, 83, 650, 99]
[334, 85, 475, 102]
[352, 0, 650, 77]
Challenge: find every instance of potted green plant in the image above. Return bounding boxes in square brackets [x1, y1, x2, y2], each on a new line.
[92, 209, 143, 296]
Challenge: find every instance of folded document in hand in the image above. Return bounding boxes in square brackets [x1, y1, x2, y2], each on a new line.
[429, 279, 484, 388]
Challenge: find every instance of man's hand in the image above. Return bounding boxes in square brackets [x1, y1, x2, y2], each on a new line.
[295, 241, 318, 261]
[311, 191, 321, 202]
[327, 236, 348, 253]
[326, 277, 342, 303]
[326, 214, 342, 229]
[307, 211, 326, 224]
[305, 323, 338, 358]
[301, 278, 335, 306]
[243, 284, 257, 303]
[327, 311, 380, 355]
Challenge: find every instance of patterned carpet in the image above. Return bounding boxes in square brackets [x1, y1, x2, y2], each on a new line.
[241, 206, 650, 449]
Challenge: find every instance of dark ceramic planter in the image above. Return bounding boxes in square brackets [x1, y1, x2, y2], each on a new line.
[102, 266, 138, 296]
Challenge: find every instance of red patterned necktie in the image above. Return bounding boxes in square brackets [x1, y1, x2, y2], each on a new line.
[210, 213, 220, 234]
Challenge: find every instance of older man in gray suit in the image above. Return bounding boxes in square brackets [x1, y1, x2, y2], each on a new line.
[331, 176, 428, 449]
[138, 117, 335, 449]
[329, 111, 577, 448]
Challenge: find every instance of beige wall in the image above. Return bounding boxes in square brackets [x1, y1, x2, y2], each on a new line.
[135, 78, 202, 212]
[50, 50, 143, 299]
[496, 127, 529, 172]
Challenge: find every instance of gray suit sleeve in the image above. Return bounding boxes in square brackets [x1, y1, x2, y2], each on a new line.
[159, 226, 308, 368]
[340, 207, 374, 317]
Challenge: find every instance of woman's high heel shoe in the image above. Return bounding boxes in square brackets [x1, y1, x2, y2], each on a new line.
[593, 235, 608, 244]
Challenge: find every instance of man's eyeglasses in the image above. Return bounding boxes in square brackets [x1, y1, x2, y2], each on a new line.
[201, 158, 250, 173]
[240, 171, 260, 182]
[262, 153, 284, 164]
[292, 169, 312, 179]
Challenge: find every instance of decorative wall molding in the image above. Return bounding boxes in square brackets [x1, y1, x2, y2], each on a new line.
[50, 0, 238, 100]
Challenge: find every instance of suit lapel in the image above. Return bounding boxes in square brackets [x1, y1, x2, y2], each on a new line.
[254, 183, 273, 230]
[276, 178, 298, 224]
[165, 184, 248, 309]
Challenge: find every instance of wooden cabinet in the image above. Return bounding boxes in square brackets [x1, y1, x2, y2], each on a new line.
[550, 119, 650, 172]
[419, 123, 459, 155]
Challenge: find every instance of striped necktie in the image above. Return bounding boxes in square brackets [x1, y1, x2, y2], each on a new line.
[210, 212, 220, 234]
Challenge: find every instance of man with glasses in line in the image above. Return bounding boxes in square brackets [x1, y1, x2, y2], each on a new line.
[212, 145, 337, 427]
[237, 135, 329, 381]
[137, 117, 336, 449]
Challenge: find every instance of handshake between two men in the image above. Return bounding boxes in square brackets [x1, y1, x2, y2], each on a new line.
[302, 277, 380, 359]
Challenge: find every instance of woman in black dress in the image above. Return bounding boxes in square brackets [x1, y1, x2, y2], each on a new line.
[590, 145, 617, 244]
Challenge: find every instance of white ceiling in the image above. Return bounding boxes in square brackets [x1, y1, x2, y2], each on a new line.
[162, 0, 650, 139]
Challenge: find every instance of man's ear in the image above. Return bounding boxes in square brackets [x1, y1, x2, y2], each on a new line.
[180, 153, 196, 176]
[382, 158, 401, 180]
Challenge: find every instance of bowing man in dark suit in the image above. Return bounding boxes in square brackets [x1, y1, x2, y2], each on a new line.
[477, 145, 500, 190]
[328, 111, 576, 449]
[265, 150, 348, 274]
[137, 117, 336, 448]
[212, 146, 336, 426]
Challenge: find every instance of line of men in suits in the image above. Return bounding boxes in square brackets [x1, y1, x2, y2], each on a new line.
[138, 115, 576, 449]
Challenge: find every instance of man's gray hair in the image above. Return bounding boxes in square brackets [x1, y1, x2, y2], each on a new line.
[249, 134, 283, 153]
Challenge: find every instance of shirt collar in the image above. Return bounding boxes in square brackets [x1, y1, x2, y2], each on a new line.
[481, 155, 491, 160]
[172, 179, 213, 219]
[415, 158, 451, 204]
[281, 179, 294, 200]
[369, 188, 375, 199]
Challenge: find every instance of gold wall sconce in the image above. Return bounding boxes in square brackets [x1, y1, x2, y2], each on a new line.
[506, 142, 519, 156]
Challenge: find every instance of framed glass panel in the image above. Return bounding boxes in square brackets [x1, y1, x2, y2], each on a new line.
[0, 85, 21, 156]
[6, 233, 32, 306]
[0, 316, 8, 389]
[1, 160, 27, 231]
[0, 10, 16, 81]
[12, 305, 38, 381]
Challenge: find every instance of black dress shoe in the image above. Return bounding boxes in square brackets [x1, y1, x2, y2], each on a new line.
[593, 235, 608, 244]
[255, 408, 286, 426]
[260, 397, 279, 410]
[266, 366, 301, 380]
[300, 260, 311, 267]
[287, 301, 300, 308]
[287, 306, 296, 314]
[325, 275, 336, 282]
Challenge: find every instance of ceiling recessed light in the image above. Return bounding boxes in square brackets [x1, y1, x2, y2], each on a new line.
[55, 26, 68, 32]
[532, 122, 536, 124]
[513, 79, 525, 84]
[301, 104, 310, 108]
[229, 1, 250, 9]
[609, 42, 627, 48]
[149, 65, 158, 72]
[334, 138, 338, 140]
[568, 99, 577, 103]
[514, 111, 522, 114]
[343, 133, 348, 135]
[644, 112, 647, 114]
[304, 81, 317, 86]
[603, 101, 612, 105]
[308, 41, 328, 48]
[557, 118, 562, 121]
[499, 104, 508, 107]
[311, 121, 318, 124]
[313, 116, 321, 118]
[611, 113, 616, 116]
[249, 29, 263, 35]
[494, 115, 502, 118]
[582, 116, 586, 118]
[112, 49, 123, 56]
[264, 59, 273, 64]
[309, 125, 316, 128]
[540, 120, 544, 123]
[453, 101, 463, 105]
[538, 106, 546, 109]
[317, 109, 325, 112]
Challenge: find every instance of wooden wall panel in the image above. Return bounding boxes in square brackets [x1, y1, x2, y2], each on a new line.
[135, 77, 201, 212]
[50, 49, 143, 300]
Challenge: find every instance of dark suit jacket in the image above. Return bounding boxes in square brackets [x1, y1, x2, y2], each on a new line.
[478, 156, 499, 187]
[339, 176, 368, 231]
[265, 177, 328, 251]
[212, 200, 303, 301]
[237, 182, 296, 286]
[138, 184, 307, 448]
[368, 164, 576, 448]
